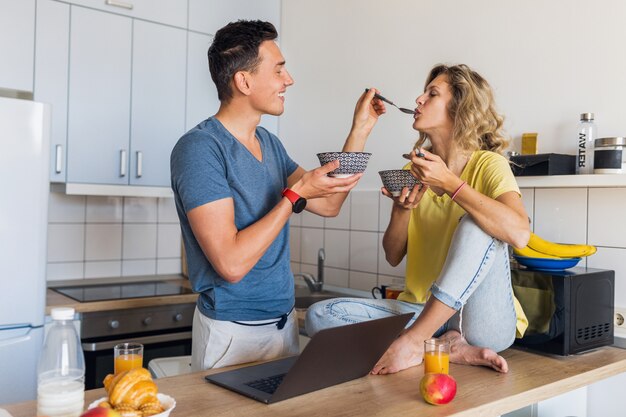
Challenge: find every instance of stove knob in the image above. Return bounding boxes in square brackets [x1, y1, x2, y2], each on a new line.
[142, 317, 152, 326]
[173, 313, 183, 322]
[109, 320, 120, 329]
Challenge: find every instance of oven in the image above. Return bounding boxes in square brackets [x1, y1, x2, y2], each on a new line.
[80, 304, 194, 389]
[51, 280, 196, 389]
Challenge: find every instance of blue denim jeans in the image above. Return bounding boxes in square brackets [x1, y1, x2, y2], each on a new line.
[305, 215, 517, 353]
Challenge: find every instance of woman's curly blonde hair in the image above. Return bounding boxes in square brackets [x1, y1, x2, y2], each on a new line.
[415, 64, 509, 155]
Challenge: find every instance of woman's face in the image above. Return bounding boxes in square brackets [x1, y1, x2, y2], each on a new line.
[412, 74, 454, 137]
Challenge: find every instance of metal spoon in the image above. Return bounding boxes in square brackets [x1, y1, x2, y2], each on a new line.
[365, 89, 415, 114]
[402, 151, 425, 159]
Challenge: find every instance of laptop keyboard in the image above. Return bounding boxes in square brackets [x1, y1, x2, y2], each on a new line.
[244, 373, 286, 394]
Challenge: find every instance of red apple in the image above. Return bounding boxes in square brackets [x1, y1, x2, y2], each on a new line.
[80, 406, 121, 417]
[420, 373, 457, 405]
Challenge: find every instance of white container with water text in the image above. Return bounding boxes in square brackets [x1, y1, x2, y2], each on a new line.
[576, 112, 596, 174]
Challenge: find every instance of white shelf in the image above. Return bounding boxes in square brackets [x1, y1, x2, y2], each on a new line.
[516, 174, 626, 188]
[50, 182, 173, 198]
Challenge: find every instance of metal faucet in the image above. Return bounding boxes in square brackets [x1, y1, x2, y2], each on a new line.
[294, 272, 320, 293]
[317, 248, 325, 288]
[294, 248, 326, 293]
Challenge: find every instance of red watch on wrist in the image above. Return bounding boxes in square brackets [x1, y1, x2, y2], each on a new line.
[282, 188, 307, 213]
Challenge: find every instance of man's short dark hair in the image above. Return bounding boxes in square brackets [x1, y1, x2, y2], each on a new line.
[208, 20, 278, 102]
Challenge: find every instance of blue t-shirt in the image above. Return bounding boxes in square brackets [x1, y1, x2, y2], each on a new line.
[170, 117, 298, 321]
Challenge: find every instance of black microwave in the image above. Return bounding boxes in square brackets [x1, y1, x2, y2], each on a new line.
[511, 266, 615, 355]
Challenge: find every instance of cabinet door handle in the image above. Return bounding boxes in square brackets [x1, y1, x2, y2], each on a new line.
[55, 144, 63, 174]
[119, 149, 127, 177]
[136, 151, 143, 178]
[105, 0, 133, 10]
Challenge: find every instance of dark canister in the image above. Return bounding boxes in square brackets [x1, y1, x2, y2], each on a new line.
[594, 137, 626, 174]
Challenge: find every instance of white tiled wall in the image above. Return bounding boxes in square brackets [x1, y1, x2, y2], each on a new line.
[533, 188, 587, 245]
[290, 190, 406, 292]
[46, 192, 181, 281]
[523, 187, 625, 307]
[290, 188, 626, 305]
[47, 185, 626, 303]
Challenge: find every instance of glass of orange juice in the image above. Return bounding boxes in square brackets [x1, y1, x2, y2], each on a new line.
[423, 338, 450, 374]
[114, 342, 144, 374]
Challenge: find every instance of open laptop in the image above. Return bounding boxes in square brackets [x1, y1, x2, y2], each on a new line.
[205, 313, 414, 404]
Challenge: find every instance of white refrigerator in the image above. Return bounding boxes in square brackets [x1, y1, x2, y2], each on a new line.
[0, 96, 50, 404]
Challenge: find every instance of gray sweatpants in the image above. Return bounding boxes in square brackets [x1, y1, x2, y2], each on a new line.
[191, 307, 299, 371]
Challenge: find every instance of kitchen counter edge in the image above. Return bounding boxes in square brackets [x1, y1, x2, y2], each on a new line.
[46, 275, 197, 314]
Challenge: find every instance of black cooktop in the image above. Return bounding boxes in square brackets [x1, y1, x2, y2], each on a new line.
[52, 280, 194, 302]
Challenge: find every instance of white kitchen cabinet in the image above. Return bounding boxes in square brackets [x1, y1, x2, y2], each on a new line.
[59, 0, 187, 28]
[130, 20, 186, 186]
[185, 31, 218, 131]
[35, 0, 70, 182]
[67, 6, 132, 185]
[0, 0, 35, 92]
[64, 6, 188, 187]
[32, 0, 281, 190]
[188, 0, 281, 36]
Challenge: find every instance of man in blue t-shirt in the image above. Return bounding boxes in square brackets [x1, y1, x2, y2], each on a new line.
[171, 20, 384, 371]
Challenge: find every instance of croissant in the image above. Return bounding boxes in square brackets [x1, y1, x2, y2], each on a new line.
[103, 368, 162, 412]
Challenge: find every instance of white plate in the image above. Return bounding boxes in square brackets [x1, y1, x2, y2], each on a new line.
[88, 393, 176, 417]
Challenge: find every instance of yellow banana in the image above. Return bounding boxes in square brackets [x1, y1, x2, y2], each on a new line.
[513, 245, 563, 259]
[526, 232, 597, 258]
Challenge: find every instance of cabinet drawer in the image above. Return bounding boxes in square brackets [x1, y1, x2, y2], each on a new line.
[59, 0, 187, 28]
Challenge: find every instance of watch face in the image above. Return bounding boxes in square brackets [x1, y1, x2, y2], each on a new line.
[293, 198, 307, 213]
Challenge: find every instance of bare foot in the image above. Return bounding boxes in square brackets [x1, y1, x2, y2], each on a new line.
[441, 330, 509, 373]
[371, 333, 424, 375]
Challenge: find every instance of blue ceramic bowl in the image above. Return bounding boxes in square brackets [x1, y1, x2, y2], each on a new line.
[513, 255, 581, 271]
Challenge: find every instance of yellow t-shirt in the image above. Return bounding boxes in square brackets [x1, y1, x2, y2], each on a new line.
[397, 150, 528, 337]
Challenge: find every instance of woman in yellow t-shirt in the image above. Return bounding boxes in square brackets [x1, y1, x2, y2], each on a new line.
[306, 64, 530, 375]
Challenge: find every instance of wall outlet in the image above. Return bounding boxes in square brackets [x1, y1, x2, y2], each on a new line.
[615, 307, 626, 329]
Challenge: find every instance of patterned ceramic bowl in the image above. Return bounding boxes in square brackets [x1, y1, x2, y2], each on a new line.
[378, 169, 420, 197]
[316, 152, 372, 177]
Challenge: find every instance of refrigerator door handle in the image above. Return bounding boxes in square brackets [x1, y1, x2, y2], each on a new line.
[0, 330, 33, 348]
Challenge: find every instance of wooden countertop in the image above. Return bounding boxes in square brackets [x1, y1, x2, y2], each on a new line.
[45, 275, 308, 326]
[6, 346, 626, 417]
[46, 276, 198, 314]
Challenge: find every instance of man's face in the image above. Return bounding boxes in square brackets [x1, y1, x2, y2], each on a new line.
[246, 40, 294, 116]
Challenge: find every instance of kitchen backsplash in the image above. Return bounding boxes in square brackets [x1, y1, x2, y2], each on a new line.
[289, 190, 406, 292]
[291, 187, 626, 308]
[46, 192, 181, 281]
[46, 186, 626, 312]
[521, 186, 626, 309]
